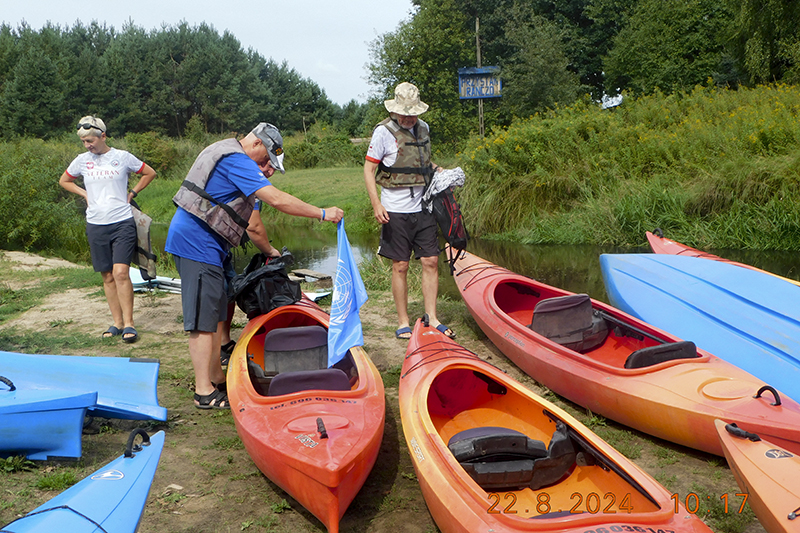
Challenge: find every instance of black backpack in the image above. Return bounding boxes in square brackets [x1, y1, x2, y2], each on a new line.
[424, 181, 469, 274]
[229, 248, 302, 319]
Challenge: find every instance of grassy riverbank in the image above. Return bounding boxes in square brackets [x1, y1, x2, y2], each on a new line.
[3, 83, 800, 264]
[0, 251, 762, 533]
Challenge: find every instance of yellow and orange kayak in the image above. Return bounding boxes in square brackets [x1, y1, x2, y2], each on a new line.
[646, 229, 800, 287]
[715, 419, 800, 533]
[228, 300, 385, 533]
[399, 318, 713, 533]
[451, 248, 800, 456]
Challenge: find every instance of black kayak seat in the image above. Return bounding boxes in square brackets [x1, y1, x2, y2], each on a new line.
[267, 368, 351, 396]
[447, 422, 577, 491]
[529, 294, 608, 353]
[624, 341, 698, 369]
[263, 325, 328, 375]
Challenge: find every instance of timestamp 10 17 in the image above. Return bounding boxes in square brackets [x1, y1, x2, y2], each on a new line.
[671, 493, 749, 514]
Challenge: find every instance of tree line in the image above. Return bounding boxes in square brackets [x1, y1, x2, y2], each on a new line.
[367, 0, 800, 151]
[0, 20, 369, 139]
[1, 1, 799, 147]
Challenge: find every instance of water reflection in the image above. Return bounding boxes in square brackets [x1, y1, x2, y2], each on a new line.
[150, 222, 798, 305]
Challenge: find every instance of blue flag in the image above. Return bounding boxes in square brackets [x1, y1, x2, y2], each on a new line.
[327, 219, 368, 367]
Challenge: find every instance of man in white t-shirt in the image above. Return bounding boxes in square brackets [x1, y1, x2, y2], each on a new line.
[363, 82, 455, 340]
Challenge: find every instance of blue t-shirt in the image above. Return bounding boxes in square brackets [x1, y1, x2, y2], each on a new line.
[166, 153, 271, 267]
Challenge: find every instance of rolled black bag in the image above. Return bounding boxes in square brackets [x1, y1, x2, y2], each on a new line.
[229, 247, 302, 319]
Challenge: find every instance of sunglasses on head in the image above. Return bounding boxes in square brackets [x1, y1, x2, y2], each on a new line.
[77, 123, 103, 132]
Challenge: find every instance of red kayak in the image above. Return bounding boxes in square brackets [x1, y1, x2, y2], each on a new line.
[451, 248, 800, 456]
[228, 300, 385, 533]
[399, 318, 713, 533]
[646, 229, 800, 286]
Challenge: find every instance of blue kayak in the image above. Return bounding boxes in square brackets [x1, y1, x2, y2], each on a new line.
[600, 253, 800, 401]
[0, 376, 96, 460]
[1, 429, 165, 532]
[1, 352, 166, 421]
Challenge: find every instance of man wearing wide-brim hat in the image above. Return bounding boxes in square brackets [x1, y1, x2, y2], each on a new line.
[363, 82, 455, 340]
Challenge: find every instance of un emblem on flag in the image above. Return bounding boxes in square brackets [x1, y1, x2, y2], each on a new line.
[330, 258, 352, 326]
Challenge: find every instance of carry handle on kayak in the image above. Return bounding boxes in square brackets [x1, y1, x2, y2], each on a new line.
[0, 376, 15, 391]
[125, 428, 152, 458]
[754, 385, 781, 406]
[724, 423, 761, 442]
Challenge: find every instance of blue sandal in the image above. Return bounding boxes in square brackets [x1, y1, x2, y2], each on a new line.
[102, 326, 122, 338]
[395, 326, 412, 340]
[122, 327, 139, 344]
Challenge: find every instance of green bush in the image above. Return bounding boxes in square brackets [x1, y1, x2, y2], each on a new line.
[0, 139, 87, 256]
[459, 83, 800, 249]
[123, 131, 179, 174]
[285, 125, 366, 170]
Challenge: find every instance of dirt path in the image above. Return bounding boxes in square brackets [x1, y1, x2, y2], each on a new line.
[0, 251, 765, 533]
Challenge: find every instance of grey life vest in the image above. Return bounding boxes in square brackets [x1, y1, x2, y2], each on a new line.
[172, 138, 256, 247]
[375, 117, 433, 188]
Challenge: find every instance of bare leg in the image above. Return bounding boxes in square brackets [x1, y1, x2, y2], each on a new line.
[112, 263, 135, 329]
[100, 270, 124, 332]
[392, 260, 410, 333]
[420, 255, 440, 325]
[189, 330, 226, 404]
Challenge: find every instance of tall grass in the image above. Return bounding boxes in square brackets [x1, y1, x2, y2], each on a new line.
[459, 83, 800, 249]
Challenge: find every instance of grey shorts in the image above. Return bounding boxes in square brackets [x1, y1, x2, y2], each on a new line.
[377, 210, 439, 261]
[174, 256, 227, 332]
[85, 218, 137, 272]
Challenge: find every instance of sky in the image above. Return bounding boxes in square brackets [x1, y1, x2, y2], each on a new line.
[1, 0, 414, 106]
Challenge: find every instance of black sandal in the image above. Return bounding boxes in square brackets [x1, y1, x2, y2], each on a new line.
[193, 389, 230, 410]
[220, 341, 235, 366]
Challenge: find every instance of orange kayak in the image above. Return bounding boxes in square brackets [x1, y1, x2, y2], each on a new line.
[227, 300, 385, 533]
[399, 318, 713, 533]
[715, 419, 800, 533]
[451, 248, 800, 456]
[646, 229, 800, 287]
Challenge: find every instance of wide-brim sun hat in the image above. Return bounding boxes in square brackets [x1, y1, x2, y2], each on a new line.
[251, 122, 285, 174]
[384, 82, 429, 116]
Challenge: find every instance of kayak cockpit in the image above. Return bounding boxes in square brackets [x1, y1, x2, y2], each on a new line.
[245, 323, 359, 397]
[427, 367, 662, 517]
[494, 280, 702, 370]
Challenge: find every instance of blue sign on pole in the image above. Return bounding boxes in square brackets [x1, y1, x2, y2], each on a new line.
[458, 67, 501, 100]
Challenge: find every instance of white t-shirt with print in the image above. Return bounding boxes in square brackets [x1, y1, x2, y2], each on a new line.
[66, 148, 144, 225]
[366, 121, 427, 213]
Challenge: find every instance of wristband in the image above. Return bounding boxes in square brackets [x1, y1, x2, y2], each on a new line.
[321, 209, 326, 222]
[130, 190, 138, 198]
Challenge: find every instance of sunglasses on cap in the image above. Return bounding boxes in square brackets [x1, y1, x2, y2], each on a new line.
[272, 146, 283, 156]
[77, 123, 104, 132]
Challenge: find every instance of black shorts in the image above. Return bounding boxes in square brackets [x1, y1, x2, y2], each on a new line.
[377, 210, 439, 261]
[174, 256, 227, 332]
[85, 218, 137, 273]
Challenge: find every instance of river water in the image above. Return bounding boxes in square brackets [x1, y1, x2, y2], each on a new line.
[151, 222, 799, 304]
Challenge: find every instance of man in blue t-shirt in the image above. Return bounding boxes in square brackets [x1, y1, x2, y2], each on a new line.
[166, 123, 343, 410]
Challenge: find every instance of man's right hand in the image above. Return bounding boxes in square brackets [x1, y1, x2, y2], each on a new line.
[373, 204, 390, 224]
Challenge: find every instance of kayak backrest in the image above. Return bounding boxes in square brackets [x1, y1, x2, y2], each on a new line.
[448, 426, 546, 490]
[267, 368, 351, 396]
[624, 341, 698, 369]
[448, 422, 577, 491]
[529, 294, 609, 353]
[262, 325, 328, 375]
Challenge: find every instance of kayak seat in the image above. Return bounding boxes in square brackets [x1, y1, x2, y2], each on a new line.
[529, 294, 609, 353]
[624, 341, 698, 369]
[448, 427, 547, 490]
[448, 421, 577, 491]
[267, 368, 351, 396]
[262, 325, 329, 375]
